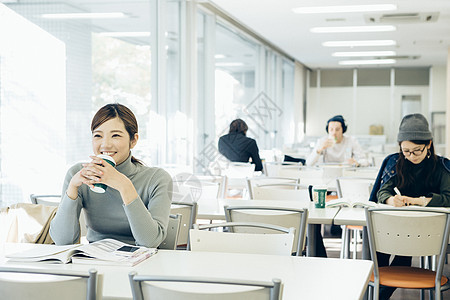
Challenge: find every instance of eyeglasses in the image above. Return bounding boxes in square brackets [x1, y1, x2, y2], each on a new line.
[401, 145, 426, 156]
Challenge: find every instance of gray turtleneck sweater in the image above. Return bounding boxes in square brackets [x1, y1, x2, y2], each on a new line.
[50, 154, 172, 247]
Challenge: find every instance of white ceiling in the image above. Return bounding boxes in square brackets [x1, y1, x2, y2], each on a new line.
[210, 0, 450, 69]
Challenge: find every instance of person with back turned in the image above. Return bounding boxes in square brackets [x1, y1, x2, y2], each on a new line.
[218, 119, 263, 172]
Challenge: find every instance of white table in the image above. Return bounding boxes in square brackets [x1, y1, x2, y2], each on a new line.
[1, 244, 373, 300]
[334, 207, 371, 260]
[197, 199, 340, 257]
[197, 199, 340, 223]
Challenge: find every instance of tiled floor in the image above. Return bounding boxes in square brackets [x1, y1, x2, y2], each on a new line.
[323, 236, 450, 299]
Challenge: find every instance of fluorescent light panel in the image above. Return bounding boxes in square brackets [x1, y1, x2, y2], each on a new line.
[215, 62, 244, 67]
[332, 51, 396, 57]
[293, 4, 397, 14]
[323, 40, 396, 47]
[41, 12, 127, 19]
[98, 32, 150, 37]
[311, 25, 396, 33]
[338, 59, 396, 65]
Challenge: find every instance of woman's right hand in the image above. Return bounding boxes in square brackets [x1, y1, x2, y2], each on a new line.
[67, 161, 103, 199]
[386, 195, 405, 207]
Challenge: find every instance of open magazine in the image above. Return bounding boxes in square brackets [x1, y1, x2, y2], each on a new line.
[326, 197, 378, 208]
[6, 239, 157, 266]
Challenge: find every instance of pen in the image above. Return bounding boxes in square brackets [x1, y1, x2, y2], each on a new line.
[394, 187, 401, 196]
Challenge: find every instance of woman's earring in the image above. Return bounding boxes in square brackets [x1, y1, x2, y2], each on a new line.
[427, 149, 431, 159]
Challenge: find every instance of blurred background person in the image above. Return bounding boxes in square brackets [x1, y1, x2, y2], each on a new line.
[218, 119, 263, 172]
[306, 115, 368, 167]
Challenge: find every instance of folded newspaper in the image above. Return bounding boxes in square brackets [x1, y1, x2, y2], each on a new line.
[6, 239, 157, 266]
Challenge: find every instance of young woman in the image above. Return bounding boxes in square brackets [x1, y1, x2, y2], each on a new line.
[369, 113, 450, 299]
[50, 103, 172, 247]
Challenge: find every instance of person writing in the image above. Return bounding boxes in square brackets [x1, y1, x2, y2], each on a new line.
[306, 115, 368, 166]
[369, 113, 450, 299]
[50, 103, 173, 248]
[218, 119, 263, 172]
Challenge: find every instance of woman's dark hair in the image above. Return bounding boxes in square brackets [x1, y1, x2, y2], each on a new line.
[396, 140, 436, 191]
[91, 103, 143, 165]
[229, 119, 248, 135]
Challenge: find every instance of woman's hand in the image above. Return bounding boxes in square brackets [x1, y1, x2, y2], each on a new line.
[386, 195, 405, 207]
[86, 156, 138, 205]
[404, 196, 431, 207]
[66, 159, 103, 200]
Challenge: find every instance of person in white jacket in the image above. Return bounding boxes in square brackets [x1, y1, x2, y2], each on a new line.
[306, 115, 368, 167]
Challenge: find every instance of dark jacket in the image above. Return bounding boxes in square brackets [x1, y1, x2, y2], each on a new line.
[369, 152, 450, 203]
[218, 132, 263, 172]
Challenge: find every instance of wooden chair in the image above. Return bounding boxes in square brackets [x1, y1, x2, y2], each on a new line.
[225, 205, 308, 256]
[171, 201, 197, 250]
[0, 267, 102, 300]
[189, 221, 295, 256]
[128, 272, 282, 300]
[158, 214, 182, 250]
[365, 207, 450, 300]
[246, 177, 300, 199]
[335, 177, 374, 259]
[29, 194, 87, 240]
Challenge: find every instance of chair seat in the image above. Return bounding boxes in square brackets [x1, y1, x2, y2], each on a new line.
[370, 266, 449, 289]
[347, 225, 363, 231]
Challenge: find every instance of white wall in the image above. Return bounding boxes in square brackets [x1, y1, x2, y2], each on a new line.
[430, 65, 447, 112]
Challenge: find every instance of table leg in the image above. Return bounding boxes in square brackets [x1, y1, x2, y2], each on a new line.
[362, 226, 370, 260]
[307, 224, 317, 257]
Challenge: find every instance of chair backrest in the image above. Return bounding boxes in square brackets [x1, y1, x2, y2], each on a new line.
[189, 222, 295, 256]
[196, 175, 227, 199]
[170, 201, 197, 248]
[158, 214, 182, 250]
[336, 177, 374, 201]
[225, 205, 308, 256]
[29, 194, 87, 238]
[129, 272, 282, 300]
[278, 166, 323, 186]
[251, 183, 310, 204]
[0, 267, 102, 300]
[30, 194, 61, 206]
[366, 207, 450, 270]
[172, 175, 225, 202]
[246, 177, 300, 199]
[263, 162, 302, 177]
[222, 162, 255, 179]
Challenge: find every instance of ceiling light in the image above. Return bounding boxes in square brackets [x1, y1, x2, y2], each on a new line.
[293, 4, 397, 14]
[311, 25, 396, 33]
[338, 59, 396, 65]
[215, 54, 227, 59]
[323, 40, 396, 47]
[97, 32, 150, 37]
[215, 62, 244, 67]
[41, 12, 127, 19]
[332, 51, 397, 57]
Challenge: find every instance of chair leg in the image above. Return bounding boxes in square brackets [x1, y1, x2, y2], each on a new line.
[352, 229, 358, 259]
